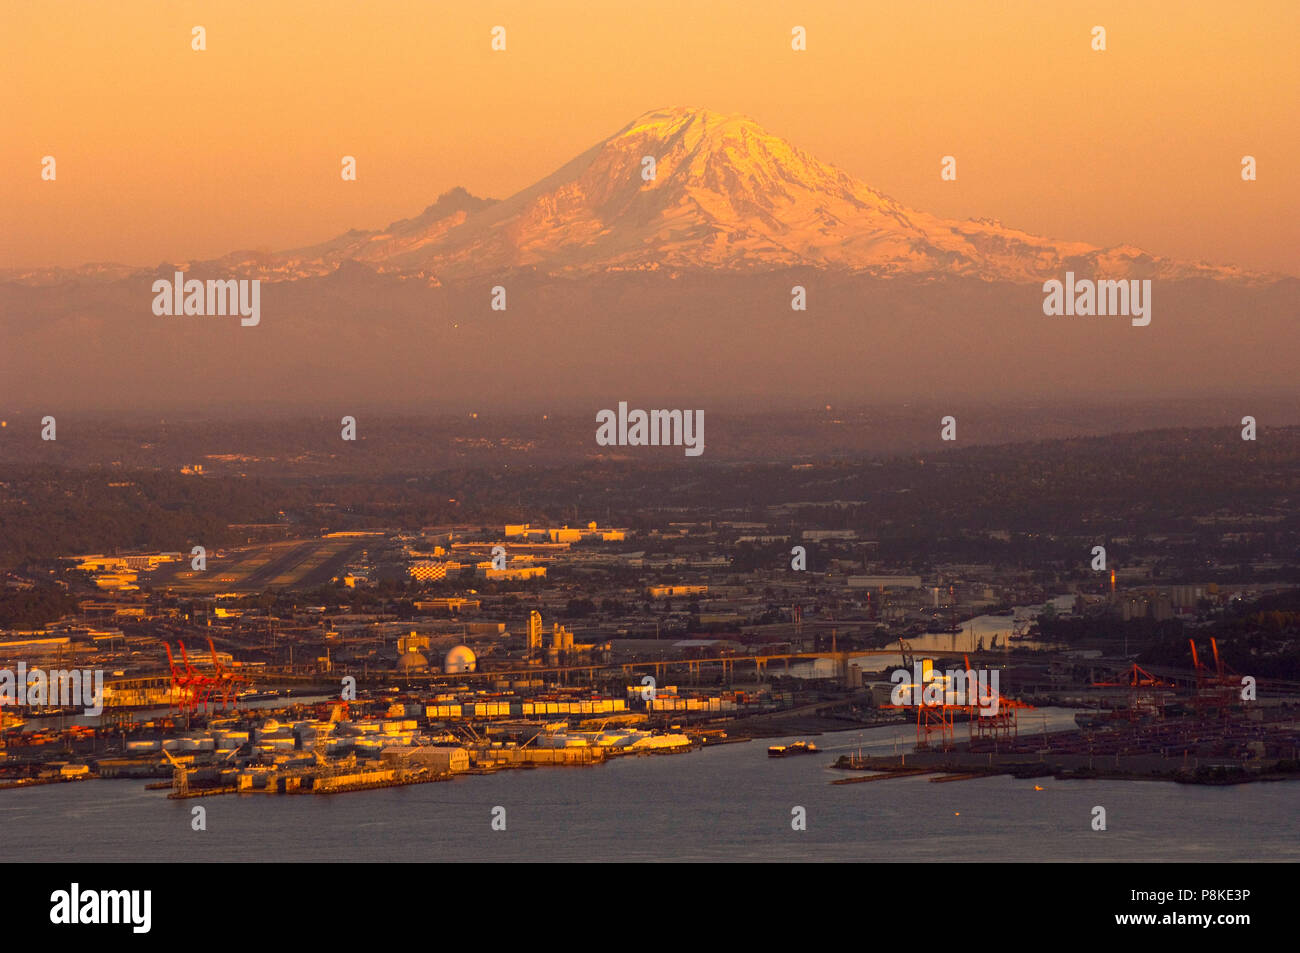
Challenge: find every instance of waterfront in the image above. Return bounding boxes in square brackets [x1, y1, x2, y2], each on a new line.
[4, 711, 1296, 863]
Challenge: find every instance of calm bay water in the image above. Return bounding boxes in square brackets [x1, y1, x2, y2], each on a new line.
[3, 709, 1296, 862]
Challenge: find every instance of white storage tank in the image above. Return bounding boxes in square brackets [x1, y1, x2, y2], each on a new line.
[444, 645, 477, 674]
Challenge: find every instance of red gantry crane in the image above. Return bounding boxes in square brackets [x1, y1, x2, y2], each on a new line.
[884, 646, 959, 752]
[178, 641, 218, 713]
[963, 653, 1033, 745]
[1189, 637, 1239, 718]
[165, 640, 229, 716]
[164, 642, 199, 715]
[1091, 662, 1175, 723]
[206, 637, 248, 711]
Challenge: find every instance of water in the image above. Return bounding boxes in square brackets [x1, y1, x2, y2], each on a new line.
[4, 708, 1295, 862]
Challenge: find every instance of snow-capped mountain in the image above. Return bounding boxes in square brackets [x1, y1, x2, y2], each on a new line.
[3, 107, 1257, 285]
[345, 105, 1234, 282]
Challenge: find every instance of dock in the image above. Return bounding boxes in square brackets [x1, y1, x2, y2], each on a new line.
[167, 785, 237, 799]
[831, 768, 935, 784]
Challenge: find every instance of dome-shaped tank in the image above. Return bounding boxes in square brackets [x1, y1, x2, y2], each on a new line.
[444, 645, 477, 674]
[398, 649, 429, 672]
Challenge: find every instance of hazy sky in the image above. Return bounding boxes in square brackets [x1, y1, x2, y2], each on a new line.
[3, 0, 1296, 274]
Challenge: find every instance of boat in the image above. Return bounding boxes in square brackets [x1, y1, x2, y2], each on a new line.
[768, 740, 818, 757]
[240, 690, 286, 703]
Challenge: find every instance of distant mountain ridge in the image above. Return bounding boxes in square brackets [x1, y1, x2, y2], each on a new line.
[2, 107, 1269, 285]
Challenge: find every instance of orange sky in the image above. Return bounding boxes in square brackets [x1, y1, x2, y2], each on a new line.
[3, 0, 1296, 274]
